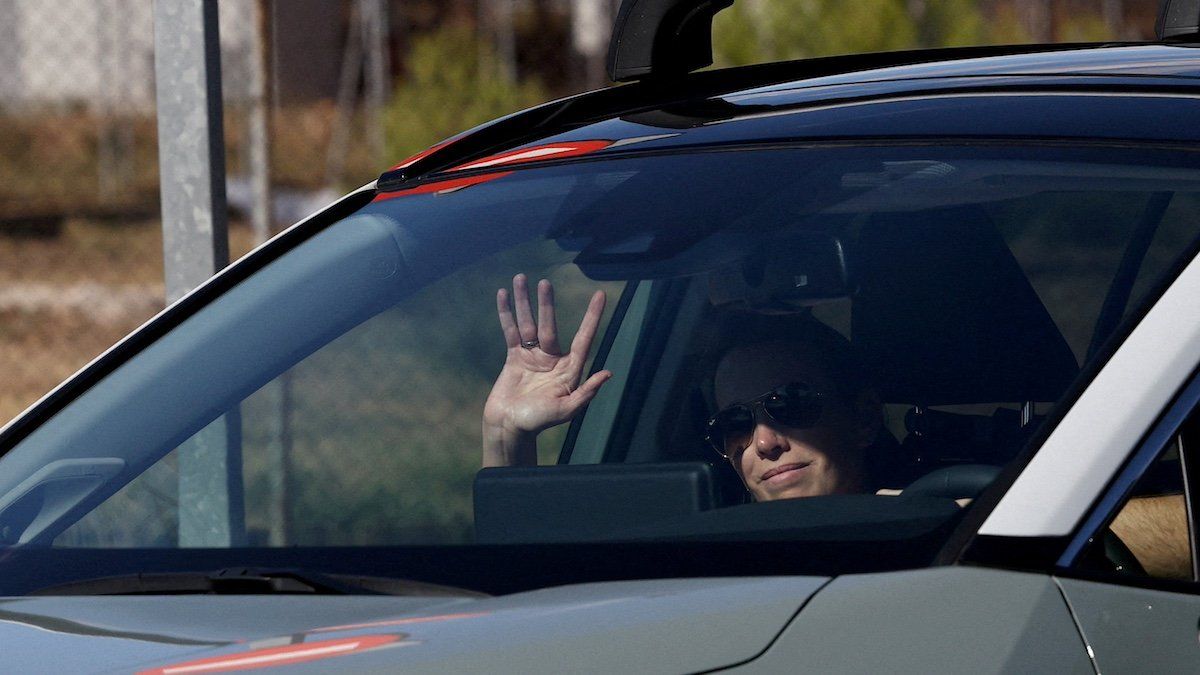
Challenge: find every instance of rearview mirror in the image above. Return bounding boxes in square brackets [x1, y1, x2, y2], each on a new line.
[708, 232, 852, 312]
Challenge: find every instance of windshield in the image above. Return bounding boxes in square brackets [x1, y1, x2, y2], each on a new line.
[0, 143, 1198, 594]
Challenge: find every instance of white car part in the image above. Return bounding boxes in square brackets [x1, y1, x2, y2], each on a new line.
[981, 249, 1200, 537]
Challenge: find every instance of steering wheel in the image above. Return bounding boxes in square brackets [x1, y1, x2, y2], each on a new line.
[902, 464, 1001, 500]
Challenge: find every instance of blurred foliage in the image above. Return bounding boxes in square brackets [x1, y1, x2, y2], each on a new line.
[0, 112, 159, 216]
[384, 24, 547, 162]
[712, 0, 1114, 66]
[1058, 13, 1116, 42]
[714, 0, 921, 65]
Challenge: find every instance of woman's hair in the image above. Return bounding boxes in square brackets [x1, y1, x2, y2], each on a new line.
[714, 311, 868, 399]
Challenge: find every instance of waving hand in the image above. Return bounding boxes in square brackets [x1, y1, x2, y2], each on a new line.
[482, 274, 611, 467]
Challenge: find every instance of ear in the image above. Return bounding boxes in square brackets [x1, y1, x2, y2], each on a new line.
[852, 388, 883, 449]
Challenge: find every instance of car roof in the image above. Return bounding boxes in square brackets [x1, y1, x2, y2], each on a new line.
[737, 43, 1200, 92]
[379, 43, 1200, 193]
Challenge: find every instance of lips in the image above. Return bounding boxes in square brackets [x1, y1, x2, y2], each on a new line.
[760, 462, 811, 482]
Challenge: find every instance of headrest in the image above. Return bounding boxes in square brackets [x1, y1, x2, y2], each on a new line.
[852, 207, 1078, 404]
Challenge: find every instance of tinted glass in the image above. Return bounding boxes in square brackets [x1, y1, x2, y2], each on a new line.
[3, 143, 1200, 591]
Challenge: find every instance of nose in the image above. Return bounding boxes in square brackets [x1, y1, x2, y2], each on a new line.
[752, 421, 787, 458]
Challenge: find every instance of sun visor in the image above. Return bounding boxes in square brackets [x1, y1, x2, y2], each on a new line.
[569, 226, 852, 305]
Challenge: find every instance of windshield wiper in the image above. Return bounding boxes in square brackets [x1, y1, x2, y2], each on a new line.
[27, 567, 488, 597]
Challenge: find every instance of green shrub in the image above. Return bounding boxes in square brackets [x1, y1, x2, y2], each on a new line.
[384, 24, 546, 163]
[712, 0, 1113, 68]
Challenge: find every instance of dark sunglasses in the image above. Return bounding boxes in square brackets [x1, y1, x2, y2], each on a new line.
[704, 382, 825, 458]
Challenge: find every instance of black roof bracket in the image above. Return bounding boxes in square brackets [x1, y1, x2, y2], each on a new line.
[1157, 0, 1200, 40]
[606, 0, 735, 82]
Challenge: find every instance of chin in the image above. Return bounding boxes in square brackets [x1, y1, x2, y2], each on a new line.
[759, 484, 819, 501]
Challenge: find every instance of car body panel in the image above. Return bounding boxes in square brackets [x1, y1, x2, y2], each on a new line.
[0, 576, 828, 674]
[382, 44, 1200, 192]
[0, 594, 469, 673]
[459, 87, 1200, 165]
[735, 44, 1200, 95]
[736, 567, 1093, 674]
[1057, 576, 1200, 673]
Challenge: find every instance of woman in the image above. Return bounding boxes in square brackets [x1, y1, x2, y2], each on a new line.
[482, 274, 883, 501]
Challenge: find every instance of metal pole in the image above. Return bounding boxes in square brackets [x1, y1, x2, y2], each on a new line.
[571, 0, 609, 89]
[248, 0, 293, 547]
[267, 371, 294, 546]
[326, 1, 364, 187]
[362, 0, 390, 168]
[97, 0, 117, 201]
[154, 0, 242, 548]
[1017, 0, 1053, 43]
[1103, 0, 1124, 39]
[497, 0, 517, 81]
[155, 0, 230, 302]
[248, 0, 273, 245]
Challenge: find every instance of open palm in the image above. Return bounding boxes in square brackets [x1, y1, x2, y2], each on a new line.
[483, 274, 611, 436]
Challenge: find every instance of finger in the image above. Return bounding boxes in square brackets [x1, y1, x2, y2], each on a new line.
[566, 370, 613, 410]
[537, 279, 562, 355]
[496, 288, 520, 348]
[570, 290, 607, 359]
[512, 273, 537, 343]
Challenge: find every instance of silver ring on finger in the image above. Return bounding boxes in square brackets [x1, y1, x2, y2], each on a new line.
[521, 338, 540, 350]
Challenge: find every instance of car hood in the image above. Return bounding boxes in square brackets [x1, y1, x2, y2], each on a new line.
[0, 575, 828, 673]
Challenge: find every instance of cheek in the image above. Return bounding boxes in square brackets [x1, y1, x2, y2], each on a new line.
[807, 407, 860, 447]
[786, 426, 846, 456]
[733, 447, 766, 485]
[735, 450, 755, 478]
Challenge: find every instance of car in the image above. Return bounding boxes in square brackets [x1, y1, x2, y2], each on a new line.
[3, 0, 1200, 671]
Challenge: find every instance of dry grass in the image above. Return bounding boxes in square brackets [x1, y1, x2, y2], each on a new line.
[0, 112, 160, 214]
[0, 104, 375, 218]
[0, 219, 258, 424]
[0, 307, 138, 421]
[0, 101, 380, 427]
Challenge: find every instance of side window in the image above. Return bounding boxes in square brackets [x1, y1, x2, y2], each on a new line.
[55, 240, 624, 548]
[1078, 435, 1193, 581]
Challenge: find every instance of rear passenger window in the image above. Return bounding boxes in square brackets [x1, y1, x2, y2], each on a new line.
[1078, 437, 1192, 581]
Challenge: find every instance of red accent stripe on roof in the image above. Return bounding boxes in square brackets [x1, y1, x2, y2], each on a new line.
[449, 140, 613, 172]
[372, 171, 513, 202]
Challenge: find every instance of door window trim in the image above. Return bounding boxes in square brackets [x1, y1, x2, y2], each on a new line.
[1057, 365, 1200, 572]
[560, 280, 645, 464]
[979, 245, 1200, 539]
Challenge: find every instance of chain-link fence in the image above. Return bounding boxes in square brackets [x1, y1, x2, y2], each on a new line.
[0, 0, 372, 421]
[0, 0, 1167, 228]
[0, 0, 158, 231]
[0, 0, 395, 236]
